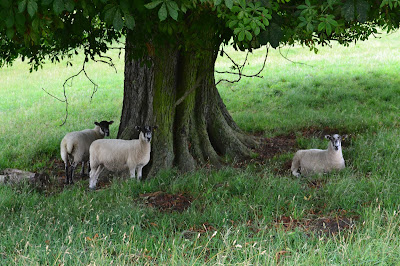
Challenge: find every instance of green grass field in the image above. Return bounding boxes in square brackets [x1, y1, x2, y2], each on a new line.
[1, 31, 400, 264]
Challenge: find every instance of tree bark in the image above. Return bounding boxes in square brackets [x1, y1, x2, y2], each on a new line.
[118, 26, 257, 178]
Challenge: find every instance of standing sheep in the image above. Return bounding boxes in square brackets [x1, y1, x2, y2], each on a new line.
[60, 120, 114, 184]
[88, 125, 157, 190]
[291, 134, 347, 177]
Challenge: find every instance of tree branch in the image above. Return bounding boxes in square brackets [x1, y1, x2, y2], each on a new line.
[42, 55, 115, 126]
[215, 47, 269, 86]
[278, 47, 314, 67]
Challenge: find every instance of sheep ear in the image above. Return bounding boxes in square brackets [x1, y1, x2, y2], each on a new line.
[94, 122, 100, 126]
[135, 126, 141, 131]
[109, 120, 114, 125]
[324, 135, 331, 140]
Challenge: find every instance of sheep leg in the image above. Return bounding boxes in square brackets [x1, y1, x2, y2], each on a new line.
[89, 165, 104, 190]
[137, 165, 143, 181]
[64, 163, 69, 184]
[68, 162, 78, 184]
[80, 162, 85, 177]
[129, 166, 136, 179]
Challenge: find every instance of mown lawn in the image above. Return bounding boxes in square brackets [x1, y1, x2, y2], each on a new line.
[0, 32, 399, 264]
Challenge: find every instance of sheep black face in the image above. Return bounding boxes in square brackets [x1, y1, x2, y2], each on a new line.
[325, 134, 345, 151]
[135, 126, 158, 142]
[95, 120, 114, 137]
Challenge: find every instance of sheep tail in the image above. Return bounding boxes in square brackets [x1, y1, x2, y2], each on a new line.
[60, 139, 74, 164]
[291, 153, 301, 177]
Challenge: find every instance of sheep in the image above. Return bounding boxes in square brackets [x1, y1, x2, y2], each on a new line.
[60, 120, 114, 184]
[291, 134, 347, 177]
[88, 125, 157, 190]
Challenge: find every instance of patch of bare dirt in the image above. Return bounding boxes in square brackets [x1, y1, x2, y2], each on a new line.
[140, 191, 193, 213]
[274, 210, 359, 236]
[257, 134, 297, 160]
[235, 134, 297, 169]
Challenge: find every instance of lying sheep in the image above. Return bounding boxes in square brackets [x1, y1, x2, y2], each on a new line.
[60, 120, 114, 184]
[88, 125, 157, 190]
[291, 134, 346, 177]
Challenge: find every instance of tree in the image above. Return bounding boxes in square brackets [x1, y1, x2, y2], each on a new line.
[1, 0, 399, 176]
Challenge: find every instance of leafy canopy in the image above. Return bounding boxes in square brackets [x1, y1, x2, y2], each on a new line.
[1, 0, 399, 70]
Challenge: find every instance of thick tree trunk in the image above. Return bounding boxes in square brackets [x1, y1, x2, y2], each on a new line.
[118, 27, 257, 178]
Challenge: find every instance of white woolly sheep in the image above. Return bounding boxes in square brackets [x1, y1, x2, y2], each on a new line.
[291, 134, 346, 177]
[60, 120, 114, 184]
[88, 125, 157, 190]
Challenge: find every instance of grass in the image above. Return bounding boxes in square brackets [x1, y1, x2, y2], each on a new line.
[1, 32, 400, 264]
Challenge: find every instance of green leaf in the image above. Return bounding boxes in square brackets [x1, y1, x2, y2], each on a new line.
[306, 22, 313, 32]
[238, 30, 245, 41]
[167, 1, 178, 20]
[64, 0, 75, 12]
[32, 17, 39, 30]
[254, 26, 260, 35]
[6, 27, 15, 39]
[228, 20, 237, 28]
[250, 20, 256, 30]
[341, 0, 355, 21]
[113, 9, 123, 31]
[158, 2, 167, 21]
[27, 0, 38, 17]
[124, 13, 135, 29]
[53, 0, 65, 15]
[326, 22, 332, 35]
[327, 16, 338, 27]
[225, 0, 233, 9]
[245, 30, 252, 41]
[214, 0, 222, 5]
[105, 5, 117, 24]
[318, 21, 325, 31]
[144, 0, 162, 9]
[168, 1, 179, 10]
[18, 0, 27, 13]
[181, 4, 187, 13]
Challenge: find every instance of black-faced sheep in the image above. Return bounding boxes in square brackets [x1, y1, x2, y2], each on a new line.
[60, 120, 114, 184]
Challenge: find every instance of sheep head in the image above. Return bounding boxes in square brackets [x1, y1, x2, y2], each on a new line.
[135, 126, 158, 143]
[94, 120, 114, 137]
[324, 134, 346, 151]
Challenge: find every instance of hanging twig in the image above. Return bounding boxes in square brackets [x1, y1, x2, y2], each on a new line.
[215, 47, 269, 86]
[278, 47, 314, 67]
[42, 55, 112, 126]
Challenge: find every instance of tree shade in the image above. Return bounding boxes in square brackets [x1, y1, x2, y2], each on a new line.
[1, 0, 399, 175]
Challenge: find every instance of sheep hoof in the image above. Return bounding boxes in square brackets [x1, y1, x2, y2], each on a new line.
[89, 186, 96, 191]
[292, 172, 301, 178]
